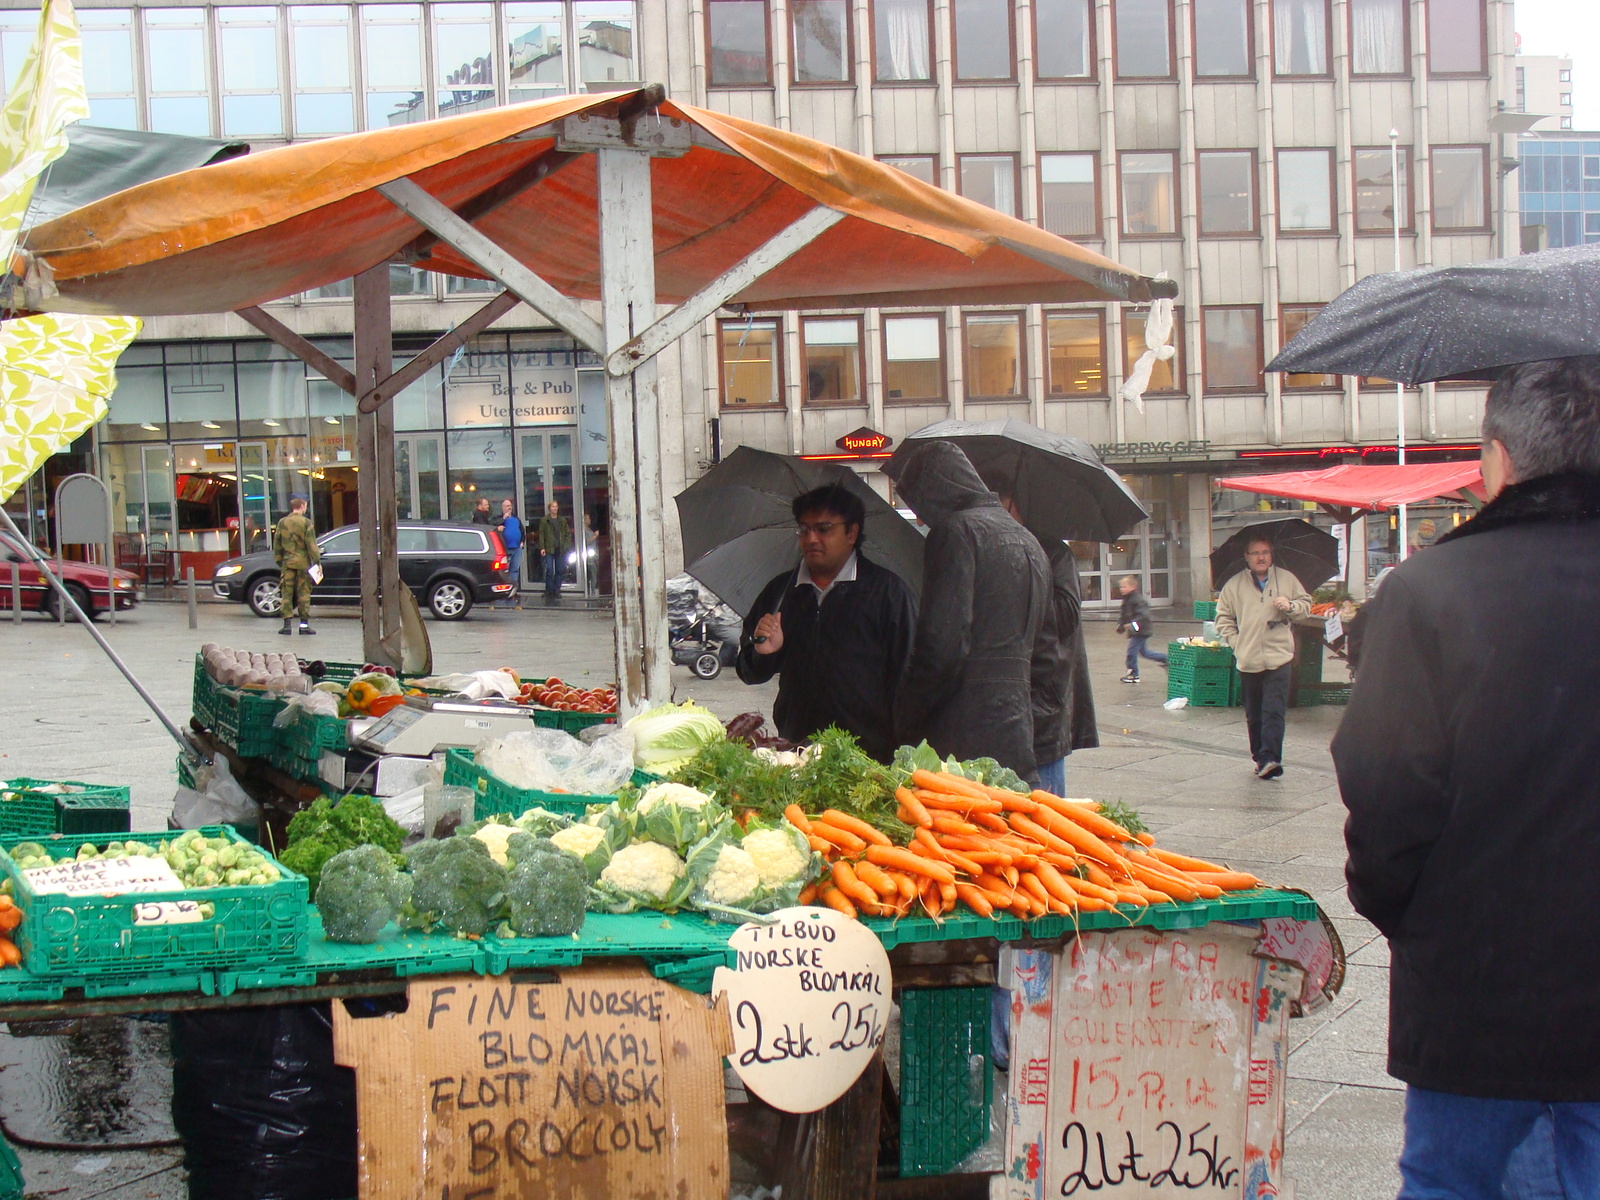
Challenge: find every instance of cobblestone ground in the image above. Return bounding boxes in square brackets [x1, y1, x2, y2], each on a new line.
[0, 599, 1397, 1200]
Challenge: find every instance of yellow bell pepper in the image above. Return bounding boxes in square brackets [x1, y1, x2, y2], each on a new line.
[346, 680, 382, 712]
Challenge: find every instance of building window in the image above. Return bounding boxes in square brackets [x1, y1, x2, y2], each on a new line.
[1045, 311, 1106, 395]
[1120, 151, 1177, 236]
[964, 313, 1025, 399]
[1202, 307, 1263, 392]
[74, 9, 138, 129]
[1040, 153, 1098, 238]
[1516, 67, 1525, 111]
[1276, 149, 1334, 232]
[1561, 117, 1573, 130]
[1034, 0, 1092, 80]
[507, 3, 567, 103]
[1280, 306, 1337, 389]
[1561, 92, 1573, 107]
[1197, 150, 1256, 235]
[882, 155, 938, 185]
[959, 154, 1019, 218]
[874, 0, 932, 82]
[882, 315, 945, 401]
[435, 3, 494, 118]
[707, 0, 770, 86]
[952, 0, 1012, 80]
[291, 5, 356, 136]
[720, 319, 783, 408]
[1560, 68, 1572, 83]
[1426, 0, 1484, 75]
[1193, 0, 1251, 77]
[802, 317, 863, 404]
[1353, 146, 1412, 232]
[1113, 0, 1172, 79]
[1350, 0, 1406, 75]
[362, 5, 425, 129]
[145, 8, 212, 136]
[793, 0, 851, 83]
[217, 7, 283, 138]
[1431, 146, 1487, 230]
[1587, 213, 1600, 243]
[1273, 0, 1328, 76]
[1123, 309, 1184, 393]
[1586, 156, 1600, 180]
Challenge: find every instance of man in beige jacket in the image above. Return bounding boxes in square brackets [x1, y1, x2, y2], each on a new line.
[1214, 536, 1311, 779]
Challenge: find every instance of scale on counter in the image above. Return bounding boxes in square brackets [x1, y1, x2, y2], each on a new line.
[350, 697, 538, 756]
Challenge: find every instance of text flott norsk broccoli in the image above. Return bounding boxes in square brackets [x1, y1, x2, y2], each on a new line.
[315, 845, 411, 943]
[402, 836, 506, 936]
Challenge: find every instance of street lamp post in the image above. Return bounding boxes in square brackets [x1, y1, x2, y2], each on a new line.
[1391, 128, 1408, 562]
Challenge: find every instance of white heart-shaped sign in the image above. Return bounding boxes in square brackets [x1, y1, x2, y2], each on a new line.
[712, 906, 892, 1113]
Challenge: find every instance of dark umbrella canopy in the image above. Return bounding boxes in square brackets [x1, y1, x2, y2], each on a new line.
[882, 419, 1148, 543]
[675, 446, 924, 615]
[1266, 244, 1600, 385]
[1211, 518, 1340, 593]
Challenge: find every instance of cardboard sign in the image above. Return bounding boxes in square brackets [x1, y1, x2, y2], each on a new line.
[331, 965, 733, 1200]
[23, 856, 182, 897]
[1000, 926, 1302, 1199]
[1324, 611, 1344, 642]
[1257, 914, 1341, 1014]
[712, 906, 891, 1114]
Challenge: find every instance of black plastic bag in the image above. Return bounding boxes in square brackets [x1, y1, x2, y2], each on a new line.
[169, 1003, 357, 1200]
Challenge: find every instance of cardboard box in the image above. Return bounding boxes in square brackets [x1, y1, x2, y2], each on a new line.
[332, 964, 734, 1200]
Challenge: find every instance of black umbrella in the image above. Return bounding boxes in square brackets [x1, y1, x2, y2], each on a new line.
[882, 418, 1148, 543]
[1210, 518, 1340, 593]
[1266, 244, 1600, 385]
[674, 447, 924, 615]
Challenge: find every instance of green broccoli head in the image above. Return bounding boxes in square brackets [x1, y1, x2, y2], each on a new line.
[504, 841, 587, 938]
[404, 836, 506, 937]
[315, 845, 411, 943]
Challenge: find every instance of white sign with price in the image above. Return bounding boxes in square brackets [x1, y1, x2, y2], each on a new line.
[712, 906, 891, 1113]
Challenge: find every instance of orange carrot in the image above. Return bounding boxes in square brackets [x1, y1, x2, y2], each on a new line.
[1135, 832, 1156, 846]
[1031, 791, 1136, 842]
[954, 883, 995, 918]
[1027, 807, 1123, 868]
[931, 814, 981, 836]
[1151, 848, 1230, 875]
[1018, 872, 1051, 907]
[1124, 882, 1172, 905]
[893, 872, 919, 902]
[1130, 854, 1224, 898]
[806, 834, 832, 854]
[919, 877, 943, 919]
[1081, 860, 1115, 888]
[820, 809, 893, 847]
[832, 862, 880, 910]
[1113, 887, 1152, 907]
[1032, 861, 1079, 906]
[916, 790, 1005, 815]
[0, 937, 19, 967]
[914, 769, 990, 797]
[1008, 812, 1084, 859]
[1186, 870, 1262, 891]
[798, 883, 818, 905]
[809, 822, 867, 855]
[1063, 874, 1120, 905]
[818, 885, 857, 919]
[893, 787, 935, 828]
[854, 861, 900, 899]
[1122, 857, 1200, 901]
[866, 844, 956, 883]
[784, 805, 813, 835]
[971, 811, 1011, 833]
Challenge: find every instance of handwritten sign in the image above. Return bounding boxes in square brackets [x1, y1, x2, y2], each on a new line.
[712, 906, 891, 1113]
[23, 856, 182, 897]
[331, 965, 732, 1200]
[1325, 611, 1344, 642]
[1257, 915, 1340, 1014]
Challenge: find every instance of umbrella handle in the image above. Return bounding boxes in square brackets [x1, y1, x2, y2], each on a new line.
[751, 584, 788, 644]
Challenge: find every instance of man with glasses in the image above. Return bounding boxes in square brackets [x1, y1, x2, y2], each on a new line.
[736, 484, 917, 763]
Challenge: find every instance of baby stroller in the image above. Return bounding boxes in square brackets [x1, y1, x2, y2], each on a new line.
[667, 576, 742, 680]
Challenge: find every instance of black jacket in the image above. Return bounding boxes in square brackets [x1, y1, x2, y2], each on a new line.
[1033, 542, 1098, 765]
[890, 442, 1052, 782]
[1118, 589, 1153, 636]
[1334, 471, 1600, 1101]
[735, 553, 917, 763]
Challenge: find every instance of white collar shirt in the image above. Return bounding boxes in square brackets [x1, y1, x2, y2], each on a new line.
[796, 550, 858, 601]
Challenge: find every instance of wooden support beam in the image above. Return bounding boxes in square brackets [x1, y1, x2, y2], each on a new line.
[395, 147, 580, 263]
[605, 206, 845, 376]
[357, 289, 521, 413]
[375, 177, 605, 356]
[234, 305, 356, 395]
[353, 265, 399, 668]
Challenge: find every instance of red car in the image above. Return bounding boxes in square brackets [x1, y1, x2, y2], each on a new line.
[0, 529, 140, 619]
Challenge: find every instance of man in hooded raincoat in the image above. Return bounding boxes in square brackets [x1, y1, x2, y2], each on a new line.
[887, 442, 1053, 782]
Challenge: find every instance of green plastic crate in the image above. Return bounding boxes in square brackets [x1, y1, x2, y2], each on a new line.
[1, 778, 129, 839]
[1166, 661, 1234, 686]
[54, 791, 132, 836]
[1299, 682, 1351, 707]
[210, 686, 284, 758]
[1168, 640, 1235, 668]
[0, 1129, 22, 1200]
[899, 987, 993, 1177]
[0, 826, 309, 980]
[1193, 600, 1218, 621]
[0, 780, 60, 839]
[1169, 677, 1234, 707]
[443, 747, 652, 821]
[176, 754, 197, 790]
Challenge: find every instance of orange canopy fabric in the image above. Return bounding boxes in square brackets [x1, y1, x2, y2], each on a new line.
[1218, 463, 1485, 512]
[17, 90, 1176, 318]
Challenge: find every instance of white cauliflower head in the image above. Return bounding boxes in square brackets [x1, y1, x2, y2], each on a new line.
[698, 844, 761, 907]
[471, 822, 519, 866]
[549, 823, 608, 858]
[636, 782, 714, 814]
[741, 826, 812, 887]
[600, 841, 687, 901]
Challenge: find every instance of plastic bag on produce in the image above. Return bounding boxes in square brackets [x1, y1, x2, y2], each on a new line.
[382, 785, 426, 835]
[410, 669, 520, 700]
[562, 728, 635, 796]
[477, 727, 583, 792]
[173, 756, 260, 829]
[273, 689, 341, 726]
[170, 1003, 357, 1200]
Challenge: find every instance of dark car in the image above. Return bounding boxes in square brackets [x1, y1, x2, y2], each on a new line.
[1, 529, 140, 620]
[211, 520, 514, 620]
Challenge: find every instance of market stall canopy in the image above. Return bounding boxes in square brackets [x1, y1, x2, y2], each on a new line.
[1217, 463, 1485, 513]
[1265, 244, 1600, 385]
[11, 88, 1179, 318]
[25, 124, 247, 227]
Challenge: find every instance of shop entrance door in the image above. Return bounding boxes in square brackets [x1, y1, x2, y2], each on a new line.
[395, 435, 445, 521]
[169, 442, 240, 581]
[517, 429, 578, 592]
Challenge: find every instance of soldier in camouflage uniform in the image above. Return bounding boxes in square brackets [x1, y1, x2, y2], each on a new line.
[273, 497, 321, 635]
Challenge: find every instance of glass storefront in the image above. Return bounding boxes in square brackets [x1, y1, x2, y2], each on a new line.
[98, 333, 612, 594]
[1073, 474, 1186, 609]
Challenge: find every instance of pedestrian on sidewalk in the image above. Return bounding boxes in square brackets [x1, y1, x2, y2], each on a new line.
[537, 501, 571, 602]
[470, 497, 493, 525]
[1335, 355, 1600, 1198]
[272, 497, 319, 636]
[1116, 576, 1167, 684]
[494, 499, 524, 608]
[1214, 537, 1310, 779]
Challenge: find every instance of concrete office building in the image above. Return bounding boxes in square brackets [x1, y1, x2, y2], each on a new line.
[1513, 53, 1572, 132]
[1518, 128, 1600, 251]
[1, 0, 1511, 607]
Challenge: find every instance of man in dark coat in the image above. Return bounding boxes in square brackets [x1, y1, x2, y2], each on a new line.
[736, 484, 917, 763]
[1334, 355, 1600, 1195]
[888, 442, 1052, 782]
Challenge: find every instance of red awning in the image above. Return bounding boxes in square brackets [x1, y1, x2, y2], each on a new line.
[1218, 462, 1484, 512]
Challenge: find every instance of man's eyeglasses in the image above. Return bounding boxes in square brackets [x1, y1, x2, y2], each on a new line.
[795, 521, 842, 537]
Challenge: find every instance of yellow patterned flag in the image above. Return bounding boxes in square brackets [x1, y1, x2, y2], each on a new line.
[0, 0, 141, 503]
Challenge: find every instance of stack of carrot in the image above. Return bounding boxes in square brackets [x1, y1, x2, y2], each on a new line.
[787, 769, 1261, 922]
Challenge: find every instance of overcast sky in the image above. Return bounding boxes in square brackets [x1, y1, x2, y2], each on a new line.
[1516, 0, 1600, 130]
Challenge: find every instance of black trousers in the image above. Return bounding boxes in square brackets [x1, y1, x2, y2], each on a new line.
[1240, 665, 1291, 767]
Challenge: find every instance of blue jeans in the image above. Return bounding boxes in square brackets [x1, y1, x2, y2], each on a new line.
[1036, 757, 1066, 796]
[1399, 1086, 1600, 1200]
[543, 547, 563, 596]
[1124, 635, 1168, 674]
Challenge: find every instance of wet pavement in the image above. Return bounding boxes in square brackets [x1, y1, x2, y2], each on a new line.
[0, 598, 1397, 1199]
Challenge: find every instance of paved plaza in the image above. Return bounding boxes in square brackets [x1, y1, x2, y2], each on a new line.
[0, 598, 1398, 1200]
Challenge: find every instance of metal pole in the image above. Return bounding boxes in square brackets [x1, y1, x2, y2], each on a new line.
[0, 506, 200, 759]
[105, 536, 115, 627]
[186, 567, 198, 630]
[9, 560, 18, 624]
[1391, 128, 1409, 563]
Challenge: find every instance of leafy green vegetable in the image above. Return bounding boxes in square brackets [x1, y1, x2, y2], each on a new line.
[280, 795, 405, 894]
[316, 845, 410, 943]
[1096, 799, 1148, 837]
[623, 701, 726, 774]
[672, 738, 802, 814]
[503, 837, 587, 937]
[402, 836, 506, 936]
